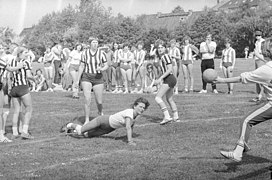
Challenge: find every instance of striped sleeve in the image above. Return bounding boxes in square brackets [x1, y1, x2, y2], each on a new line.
[81, 50, 86, 64]
[0, 59, 7, 69]
[24, 60, 32, 70]
[163, 54, 172, 65]
[101, 51, 107, 63]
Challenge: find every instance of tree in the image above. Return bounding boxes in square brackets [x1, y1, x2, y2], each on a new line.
[171, 6, 185, 13]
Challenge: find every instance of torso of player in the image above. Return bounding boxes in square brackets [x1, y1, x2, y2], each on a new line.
[254, 38, 265, 60]
[222, 47, 235, 63]
[200, 41, 216, 59]
[120, 51, 132, 65]
[182, 44, 194, 61]
[10, 58, 32, 87]
[134, 50, 146, 65]
[109, 109, 135, 129]
[69, 50, 82, 65]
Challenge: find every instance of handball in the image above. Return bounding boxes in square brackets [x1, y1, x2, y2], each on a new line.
[203, 69, 218, 83]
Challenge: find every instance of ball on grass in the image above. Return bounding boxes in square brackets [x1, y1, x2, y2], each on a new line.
[203, 69, 218, 83]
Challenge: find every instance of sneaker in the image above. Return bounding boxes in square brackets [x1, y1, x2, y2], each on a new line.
[0, 136, 12, 143]
[10, 134, 20, 140]
[199, 89, 207, 94]
[249, 97, 260, 102]
[20, 132, 34, 140]
[124, 90, 129, 94]
[116, 89, 123, 94]
[160, 118, 173, 125]
[137, 89, 143, 94]
[213, 89, 218, 94]
[220, 150, 242, 162]
[173, 118, 181, 122]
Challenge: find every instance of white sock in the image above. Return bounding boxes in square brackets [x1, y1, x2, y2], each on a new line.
[67, 123, 73, 129]
[12, 127, 19, 136]
[173, 111, 179, 119]
[75, 125, 82, 135]
[234, 145, 244, 157]
[163, 110, 171, 119]
[22, 125, 29, 134]
[0, 130, 4, 138]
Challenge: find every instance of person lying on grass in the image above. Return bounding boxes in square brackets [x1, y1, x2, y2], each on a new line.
[213, 60, 272, 162]
[61, 97, 150, 146]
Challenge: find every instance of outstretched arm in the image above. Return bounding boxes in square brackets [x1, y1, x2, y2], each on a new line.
[125, 117, 136, 146]
[214, 76, 242, 84]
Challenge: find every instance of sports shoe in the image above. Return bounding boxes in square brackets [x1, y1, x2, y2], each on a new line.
[112, 89, 118, 94]
[220, 150, 242, 162]
[20, 132, 34, 140]
[173, 118, 181, 122]
[249, 97, 260, 102]
[137, 89, 143, 94]
[10, 134, 20, 140]
[116, 89, 123, 94]
[199, 89, 207, 94]
[160, 118, 173, 125]
[124, 90, 129, 94]
[0, 136, 12, 143]
[213, 89, 219, 94]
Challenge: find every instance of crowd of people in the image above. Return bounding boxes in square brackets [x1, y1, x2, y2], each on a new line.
[1, 29, 272, 164]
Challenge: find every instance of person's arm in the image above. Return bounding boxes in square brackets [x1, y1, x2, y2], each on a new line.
[190, 44, 199, 57]
[125, 117, 136, 146]
[150, 45, 156, 56]
[231, 49, 236, 69]
[5, 63, 24, 72]
[254, 47, 265, 61]
[97, 51, 109, 72]
[214, 76, 242, 84]
[220, 51, 224, 69]
[199, 43, 207, 54]
[136, 51, 146, 72]
[26, 70, 36, 82]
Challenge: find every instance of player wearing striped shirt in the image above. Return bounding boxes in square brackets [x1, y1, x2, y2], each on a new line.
[220, 38, 236, 94]
[181, 36, 199, 93]
[77, 37, 109, 125]
[112, 43, 123, 94]
[9, 47, 35, 140]
[215, 60, 272, 162]
[154, 40, 179, 125]
[168, 39, 181, 94]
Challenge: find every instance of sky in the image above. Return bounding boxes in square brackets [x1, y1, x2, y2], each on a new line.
[0, 0, 218, 34]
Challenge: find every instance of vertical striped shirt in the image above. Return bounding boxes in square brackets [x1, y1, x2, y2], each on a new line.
[10, 58, 32, 87]
[168, 47, 180, 61]
[0, 58, 7, 81]
[222, 47, 236, 63]
[160, 54, 172, 74]
[134, 49, 146, 64]
[182, 44, 199, 61]
[81, 48, 107, 74]
[113, 50, 119, 63]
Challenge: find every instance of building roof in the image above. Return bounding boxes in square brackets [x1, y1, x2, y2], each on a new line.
[216, 0, 272, 10]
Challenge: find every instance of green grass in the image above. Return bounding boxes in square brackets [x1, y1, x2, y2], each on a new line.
[0, 58, 272, 180]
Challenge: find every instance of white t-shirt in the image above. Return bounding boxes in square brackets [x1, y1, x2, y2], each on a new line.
[254, 38, 265, 60]
[200, 41, 216, 59]
[69, 50, 82, 65]
[109, 109, 134, 129]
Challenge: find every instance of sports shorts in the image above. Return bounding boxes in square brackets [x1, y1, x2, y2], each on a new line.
[181, 60, 193, 65]
[10, 85, 29, 98]
[69, 64, 80, 71]
[81, 72, 104, 86]
[112, 62, 120, 68]
[222, 62, 233, 68]
[163, 74, 177, 88]
[120, 64, 131, 71]
[86, 115, 116, 138]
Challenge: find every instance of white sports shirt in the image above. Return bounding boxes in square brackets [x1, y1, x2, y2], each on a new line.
[109, 109, 134, 129]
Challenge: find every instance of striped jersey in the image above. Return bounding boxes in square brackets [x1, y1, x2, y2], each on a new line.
[0, 58, 7, 81]
[81, 48, 107, 74]
[182, 44, 199, 61]
[168, 47, 180, 61]
[134, 49, 146, 64]
[10, 58, 32, 87]
[160, 54, 173, 74]
[222, 47, 235, 63]
[119, 51, 133, 65]
[113, 49, 120, 63]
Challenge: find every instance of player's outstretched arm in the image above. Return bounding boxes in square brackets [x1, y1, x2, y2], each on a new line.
[214, 76, 242, 84]
[125, 117, 136, 146]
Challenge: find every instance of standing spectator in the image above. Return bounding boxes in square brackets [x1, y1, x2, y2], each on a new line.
[67, 43, 83, 98]
[143, 63, 158, 94]
[220, 38, 236, 94]
[154, 40, 179, 125]
[42, 47, 54, 92]
[181, 36, 199, 93]
[76, 37, 108, 125]
[244, 46, 249, 59]
[119, 43, 133, 93]
[250, 30, 267, 102]
[199, 33, 218, 94]
[112, 43, 122, 93]
[9, 47, 35, 139]
[51, 43, 62, 85]
[131, 41, 146, 94]
[168, 39, 181, 94]
[150, 43, 162, 79]
[102, 44, 113, 92]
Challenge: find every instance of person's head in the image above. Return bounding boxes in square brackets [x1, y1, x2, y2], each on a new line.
[255, 30, 262, 40]
[0, 44, 5, 54]
[36, 69, 42, 76]
[146, 63, 154, 72]
[224, 38, 231, 48]
[123, 43, 130, 52]
[137, 41, 144, 50]
[170, 39, 176, 48]
[88, 37, 99, 50]
[206, 33, 212, 42]
[157, 40, 167, 55]
[132, 97, 150, 115]
[183, 36, 191, 45]
[113, 42, 119, 50]
[75, 43, 83, 51]
[14, 46, 28, 59]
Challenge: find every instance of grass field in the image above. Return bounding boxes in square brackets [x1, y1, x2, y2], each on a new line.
[1, 58, 272, 180]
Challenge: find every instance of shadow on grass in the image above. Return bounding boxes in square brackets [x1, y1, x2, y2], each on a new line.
[228, 165, 272, 180]
[215, 154, 271, 174]
[142, 114, 162, 123]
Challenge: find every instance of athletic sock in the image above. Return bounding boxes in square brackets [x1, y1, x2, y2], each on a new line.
[22, 125, 29, 134]
[75, 125, 82, 135]
[0, 130, 4, 138]
[162, 107, 171, 119]
[172, 109, 179, 119]
[12, 127, 19, 136]
[234, 144, 244, 157]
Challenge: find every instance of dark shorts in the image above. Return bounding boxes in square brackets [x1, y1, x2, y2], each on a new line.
[10, 85, 29, 98]
[222, 62, 233, 68]
[69, 64, 80, 71]
[81, 72, 104, 86]
[181, 60, 193, 65]
[163, 74, 177, 88]
[112, 62, 120, 68]
[86, 115, 116, 138]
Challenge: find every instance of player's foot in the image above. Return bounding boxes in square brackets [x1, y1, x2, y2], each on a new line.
[160, 118, 173, 125]
[249, 97, 260, 102]
[220, 150, 242, 162]
[20, 132, 34, 140]
[0, 136, 12, 143]
[124, 90, 129, 94]
[112, 89, 118, 94]
[173, 118, 181, 122]
[137, 89, 143, 94]
[10, 134, 20, 140]
[213, 89, 218, 94]
[199, 89, 207, 94]
[116, 89, 123, 94]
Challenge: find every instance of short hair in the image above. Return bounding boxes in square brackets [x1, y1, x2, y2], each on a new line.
[183, 36, 191, 42]
[132, 97, 150, 110]
[137, 41, 144, 47]
[36, 69, 42, 73]
[170, 39, 176, 44]
[224, 38, 232, 44]
[88, 37, 99, 43]
[75, 43, 83, 51]
[146, 63, 154, 70]
[14, 47, 27, 57]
